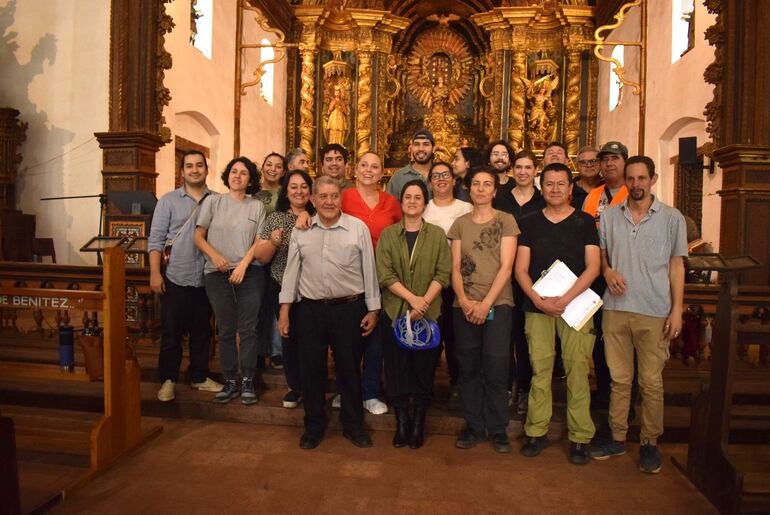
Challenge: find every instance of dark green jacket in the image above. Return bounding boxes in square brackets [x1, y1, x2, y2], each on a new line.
[376, 219, 451, 325]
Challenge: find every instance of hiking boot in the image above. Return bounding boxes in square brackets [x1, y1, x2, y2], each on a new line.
[639, 441, 662, 474]
[213, 380, 240, 404]
[520, 436, 549, 457]
[241, 378, 258, 405]
[455, 427, 485, 449]
[569, 442, 590, 465]
[590, 439, 626, 460]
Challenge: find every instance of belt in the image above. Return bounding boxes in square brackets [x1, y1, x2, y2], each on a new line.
[302, 293, 364, 305]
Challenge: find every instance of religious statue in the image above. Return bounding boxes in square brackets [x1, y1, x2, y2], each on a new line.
[325, 80, 350, 146]
[522, 72, 560, 146]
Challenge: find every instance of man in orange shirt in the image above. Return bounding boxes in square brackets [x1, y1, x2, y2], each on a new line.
[583, 141, 629, 227]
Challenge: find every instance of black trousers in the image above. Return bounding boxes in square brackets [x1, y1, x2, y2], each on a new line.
[454, 305, 512, 435]
[158, 279, 212, 384]
[438, 287, 459, 385]
[268, 277, 301, 393]
[381, 313, 440, 409]
[297, 298, 366, 435]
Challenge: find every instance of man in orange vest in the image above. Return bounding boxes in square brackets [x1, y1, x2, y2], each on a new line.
[583, 141, 629, 228]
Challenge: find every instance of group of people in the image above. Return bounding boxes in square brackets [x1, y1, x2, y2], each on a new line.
[148, 128, 687, 475]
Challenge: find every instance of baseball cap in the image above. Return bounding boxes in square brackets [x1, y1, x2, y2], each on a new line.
[597, 141, 628, 159]
[412, 129, 435, 144]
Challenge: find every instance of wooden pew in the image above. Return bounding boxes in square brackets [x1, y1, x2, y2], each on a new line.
[0, 247, 162, 505]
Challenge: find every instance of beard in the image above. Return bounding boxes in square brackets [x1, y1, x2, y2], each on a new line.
[414, 152, 433, 165]
[629, 189, 646, 200]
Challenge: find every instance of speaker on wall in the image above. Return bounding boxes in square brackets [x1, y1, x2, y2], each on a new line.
[679, 136, 698, 165]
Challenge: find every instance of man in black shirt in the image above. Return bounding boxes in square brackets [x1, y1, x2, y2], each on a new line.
[514, 163, 600, 465]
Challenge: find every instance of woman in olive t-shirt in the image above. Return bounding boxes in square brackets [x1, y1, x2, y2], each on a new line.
[447, 166, 519, 453]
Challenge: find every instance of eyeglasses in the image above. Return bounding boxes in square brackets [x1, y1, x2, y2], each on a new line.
[577, 159, 599, 166]
[431, 172, 452, 180]
[491, 152, 509, 158]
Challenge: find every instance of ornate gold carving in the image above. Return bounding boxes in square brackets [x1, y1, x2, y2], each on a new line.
[322, 53, 353, 146]
[157, 0, 175, 142]
[703, 0, 723, 145]
[592, 0, 643, 95]
[299, 47, 317, 160]
[564, 48, 583, 155]
[356, 50, 372, 156]
[522, 54, 560, 149]
[240, 2, 290, 92]
[509, 50, 527, 150]
[406, 28, 473, 110]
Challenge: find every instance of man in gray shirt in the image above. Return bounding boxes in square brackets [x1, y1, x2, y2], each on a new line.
[279, 176, 381, 450]
[148, 150, 222, 402]
[590, 155, 687, 475]
[386, 128, 434, 199]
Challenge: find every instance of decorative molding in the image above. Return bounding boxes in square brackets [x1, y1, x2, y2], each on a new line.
[703, 0, 723, 145]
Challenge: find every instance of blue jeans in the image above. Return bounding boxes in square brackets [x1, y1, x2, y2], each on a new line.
[204, 266, 264, 381]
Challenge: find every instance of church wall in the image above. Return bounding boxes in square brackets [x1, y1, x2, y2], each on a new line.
[0, 0, 110, 265]
[596, 2, 721, 251]
[157, 0, 287, 196]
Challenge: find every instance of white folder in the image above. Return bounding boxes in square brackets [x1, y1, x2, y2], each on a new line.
[531, 260, 602, 331]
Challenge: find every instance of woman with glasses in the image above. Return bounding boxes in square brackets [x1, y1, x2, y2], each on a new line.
[423, 162, 472, 406]
[377, 179, 451, 449]
[195, 157, 266, 405]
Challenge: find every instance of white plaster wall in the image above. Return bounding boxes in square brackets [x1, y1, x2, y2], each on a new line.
[596, 2, 721, 250]
[157, 0, 287, 195]
[0, 0, 109, 264]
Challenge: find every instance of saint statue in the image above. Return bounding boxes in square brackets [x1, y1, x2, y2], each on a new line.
[522, 72, 560, 144]
[325, 82, 349, 146]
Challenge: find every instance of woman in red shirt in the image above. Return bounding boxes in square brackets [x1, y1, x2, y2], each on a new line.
[339, 151, 401, 415]
[342, 152, 402, 249]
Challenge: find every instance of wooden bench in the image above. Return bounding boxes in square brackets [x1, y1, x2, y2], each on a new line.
[0, 247, 161, 513]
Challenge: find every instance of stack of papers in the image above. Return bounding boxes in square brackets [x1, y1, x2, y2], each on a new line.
[531, 260, 602, 331]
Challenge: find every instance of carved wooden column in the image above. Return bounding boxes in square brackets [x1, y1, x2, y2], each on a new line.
[706, 0, 770, 284]
[509, 37, 527, 151]
[96, 0, 173, 205]
[356, 49, 373, 157]
[473, 12, 511, 143]
[563, 45, 584, 156]
[0, 108, 26, 212]
[297, 44, 317, 161]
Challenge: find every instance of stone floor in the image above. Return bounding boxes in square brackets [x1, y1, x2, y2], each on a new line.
[51, 417, 717, 515]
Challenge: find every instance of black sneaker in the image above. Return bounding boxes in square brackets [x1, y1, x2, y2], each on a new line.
[520, 435, 549, 457]
[241, 378, 258, 405]
[569, 442, 590, 465]
[490, 433, 512, 453]
[455, 427, 485, 449]
[639, 441, 662, 474]
[282, 390, 302, 409]
[213, 380, 240, 404]
[270, 355, 284, 369]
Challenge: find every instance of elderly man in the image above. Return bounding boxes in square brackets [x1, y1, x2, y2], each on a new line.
[590, 156, 687, 474]
[386, 129, 434, 198]
[286, 147, 310, 172]
[279, 176, 381, 450]
[515, 163, 600, 465]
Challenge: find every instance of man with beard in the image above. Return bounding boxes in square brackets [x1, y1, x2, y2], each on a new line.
[386, 129, 434, 198]
[583, 141, 629, 227]
[319, 143, 353, 190]
[591, 156, 686, 475]
[486, 140, 517, 213]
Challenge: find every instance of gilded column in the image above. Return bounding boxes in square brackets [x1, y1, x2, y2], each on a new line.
[509, 49, 527, 151]
[564, 47, 583, 156]
[356, 50, 373, 157]
[298, 45, 316, 160]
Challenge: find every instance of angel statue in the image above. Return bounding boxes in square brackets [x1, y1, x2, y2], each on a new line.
[522, 72, 560, 141]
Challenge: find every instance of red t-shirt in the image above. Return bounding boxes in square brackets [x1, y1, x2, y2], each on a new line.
[341, 188, 402, 248]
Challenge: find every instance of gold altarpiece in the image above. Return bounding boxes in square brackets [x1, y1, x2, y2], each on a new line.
[282, 1, 597, 170]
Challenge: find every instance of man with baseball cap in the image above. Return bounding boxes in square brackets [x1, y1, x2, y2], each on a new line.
[583, 141, 629, 227]
[386, 129, 435, 199]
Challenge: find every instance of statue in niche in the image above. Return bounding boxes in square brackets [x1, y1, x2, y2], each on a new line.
[522, 72, 560, 146]
[325, 80, 350, 146]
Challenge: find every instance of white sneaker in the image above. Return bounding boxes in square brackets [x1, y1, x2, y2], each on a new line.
[363, 398, 388, 415]
[192, 377, 223, 392]
[332, 394, 341, 409]
[157, 380, 175, 402]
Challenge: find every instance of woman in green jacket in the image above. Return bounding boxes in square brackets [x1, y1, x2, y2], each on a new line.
[376, 179, 451, 449]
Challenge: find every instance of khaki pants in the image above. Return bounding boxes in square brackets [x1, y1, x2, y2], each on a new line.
[603, 310, 669, 445]
[524, 312, 595, 443]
